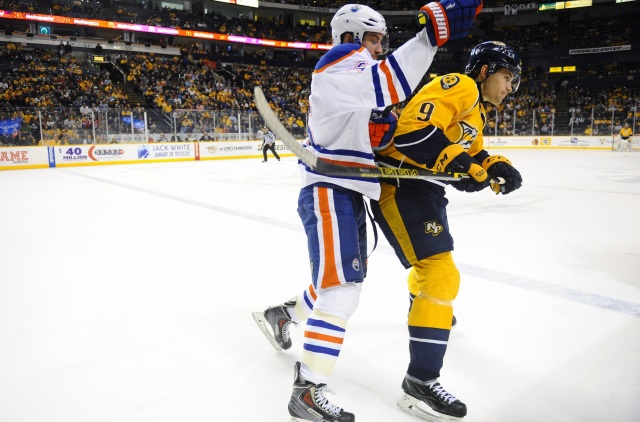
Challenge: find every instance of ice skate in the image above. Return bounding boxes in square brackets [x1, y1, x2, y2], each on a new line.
[252, 298, 296, 351]
[288, 362, 355, 422]
[397, 374, 466, 421]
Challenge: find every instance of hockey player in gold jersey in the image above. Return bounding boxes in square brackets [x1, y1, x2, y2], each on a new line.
[617, 122, 633, 151]
[370, 41, 524, 420]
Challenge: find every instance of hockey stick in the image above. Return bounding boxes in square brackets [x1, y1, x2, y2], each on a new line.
[253, 86, 467, 182]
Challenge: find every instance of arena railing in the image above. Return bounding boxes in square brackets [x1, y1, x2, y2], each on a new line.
[0, 105, 636, 146]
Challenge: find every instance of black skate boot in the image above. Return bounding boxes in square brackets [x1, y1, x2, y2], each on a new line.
[397, 374, 466, 421]
[288, 362, 355, 422]
[252, 298, 296, 351]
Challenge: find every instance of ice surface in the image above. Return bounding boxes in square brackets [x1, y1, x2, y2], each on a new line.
[1, 149, 639, 421]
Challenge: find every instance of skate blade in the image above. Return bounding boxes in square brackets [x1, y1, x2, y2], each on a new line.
[397, 393, 462, 421]
[252, 311, 284, 351]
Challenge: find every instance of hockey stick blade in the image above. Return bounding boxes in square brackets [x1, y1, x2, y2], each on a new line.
[253, 86, 467, 182]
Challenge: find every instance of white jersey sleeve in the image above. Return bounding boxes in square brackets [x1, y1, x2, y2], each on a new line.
[304, 30, 438, 200]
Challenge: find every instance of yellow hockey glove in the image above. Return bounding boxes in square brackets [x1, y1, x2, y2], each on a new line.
[435, 144, 488, 192]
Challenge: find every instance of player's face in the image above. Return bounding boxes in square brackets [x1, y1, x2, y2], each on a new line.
[481, 68, 516, 106]
[362, 32, 385, 59]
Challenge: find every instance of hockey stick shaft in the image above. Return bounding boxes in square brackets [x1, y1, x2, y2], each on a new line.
[253, 86, 318, 168]
[253, 86, 468, 182]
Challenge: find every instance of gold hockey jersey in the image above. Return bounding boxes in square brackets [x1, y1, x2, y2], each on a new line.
[620, 127, 633, 139]
[376, 73, 485, 171]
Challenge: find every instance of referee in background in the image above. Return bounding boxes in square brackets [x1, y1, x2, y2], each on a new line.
[260, 126, 280, 162]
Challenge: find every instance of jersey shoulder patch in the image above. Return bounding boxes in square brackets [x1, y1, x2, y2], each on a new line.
[430, 73, 479, 110]
[440, 74, 461, 90]
[438, 73, 477, 92]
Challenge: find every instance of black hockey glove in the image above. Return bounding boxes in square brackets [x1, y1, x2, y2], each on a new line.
[481, 155, 523, 195]
[435, 143, 489, 193]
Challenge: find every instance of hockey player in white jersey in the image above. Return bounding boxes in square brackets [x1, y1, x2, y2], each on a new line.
[252, 2, 483, 421]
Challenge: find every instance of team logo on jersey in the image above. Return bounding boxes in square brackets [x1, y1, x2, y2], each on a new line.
[348, 61, 368, 72]
[440, 75, 460, 90]
[352, 258, 360, 271]
[456, 121, 478, 147]
[424, 221, 444, 236]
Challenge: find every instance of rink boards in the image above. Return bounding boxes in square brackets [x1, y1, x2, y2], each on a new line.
[0, 141, 294, 170]
[1, 136, 637, 170]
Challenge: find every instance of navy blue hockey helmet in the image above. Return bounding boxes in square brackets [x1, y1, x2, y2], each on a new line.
[465, 41, 522, 92]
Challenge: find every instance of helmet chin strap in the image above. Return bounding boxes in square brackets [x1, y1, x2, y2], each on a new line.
[475, 67, 489, 102]
[477, 81, 487, 103]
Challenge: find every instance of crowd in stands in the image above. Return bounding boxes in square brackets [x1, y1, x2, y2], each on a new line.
[0, 0, 633, 51]
[480, 80, 558, 137]
[3, 0, 536, 18]
[584, 61, 640, 78]
[114, 4, 208, 32]
[569, 85, 640, 135]
[1, 1, 639, 145]
[491, 22, 560, 53]
[0, 42, 139, 145]
[113, 50, 309, 135]
[233, 1, 521, 10]
[569, 13, 637, 49]
[0, 0, 37, 13]
[1, 44, 638, 145]
[0, 0, 636, 53]
[50, 0, 104, 19]
[0, 42, 312, 144]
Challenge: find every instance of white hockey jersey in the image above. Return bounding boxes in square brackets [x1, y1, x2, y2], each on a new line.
[303, 30, 438, 200]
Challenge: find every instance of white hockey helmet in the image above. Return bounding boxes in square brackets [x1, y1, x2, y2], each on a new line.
[331, 4, 387, 47]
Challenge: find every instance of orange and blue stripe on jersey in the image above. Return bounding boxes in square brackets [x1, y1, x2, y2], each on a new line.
[313, 44, 412, 109]
[304, 133, 378, 184]
[372, 55, 412, 108]
[314, 44, 362, 73]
